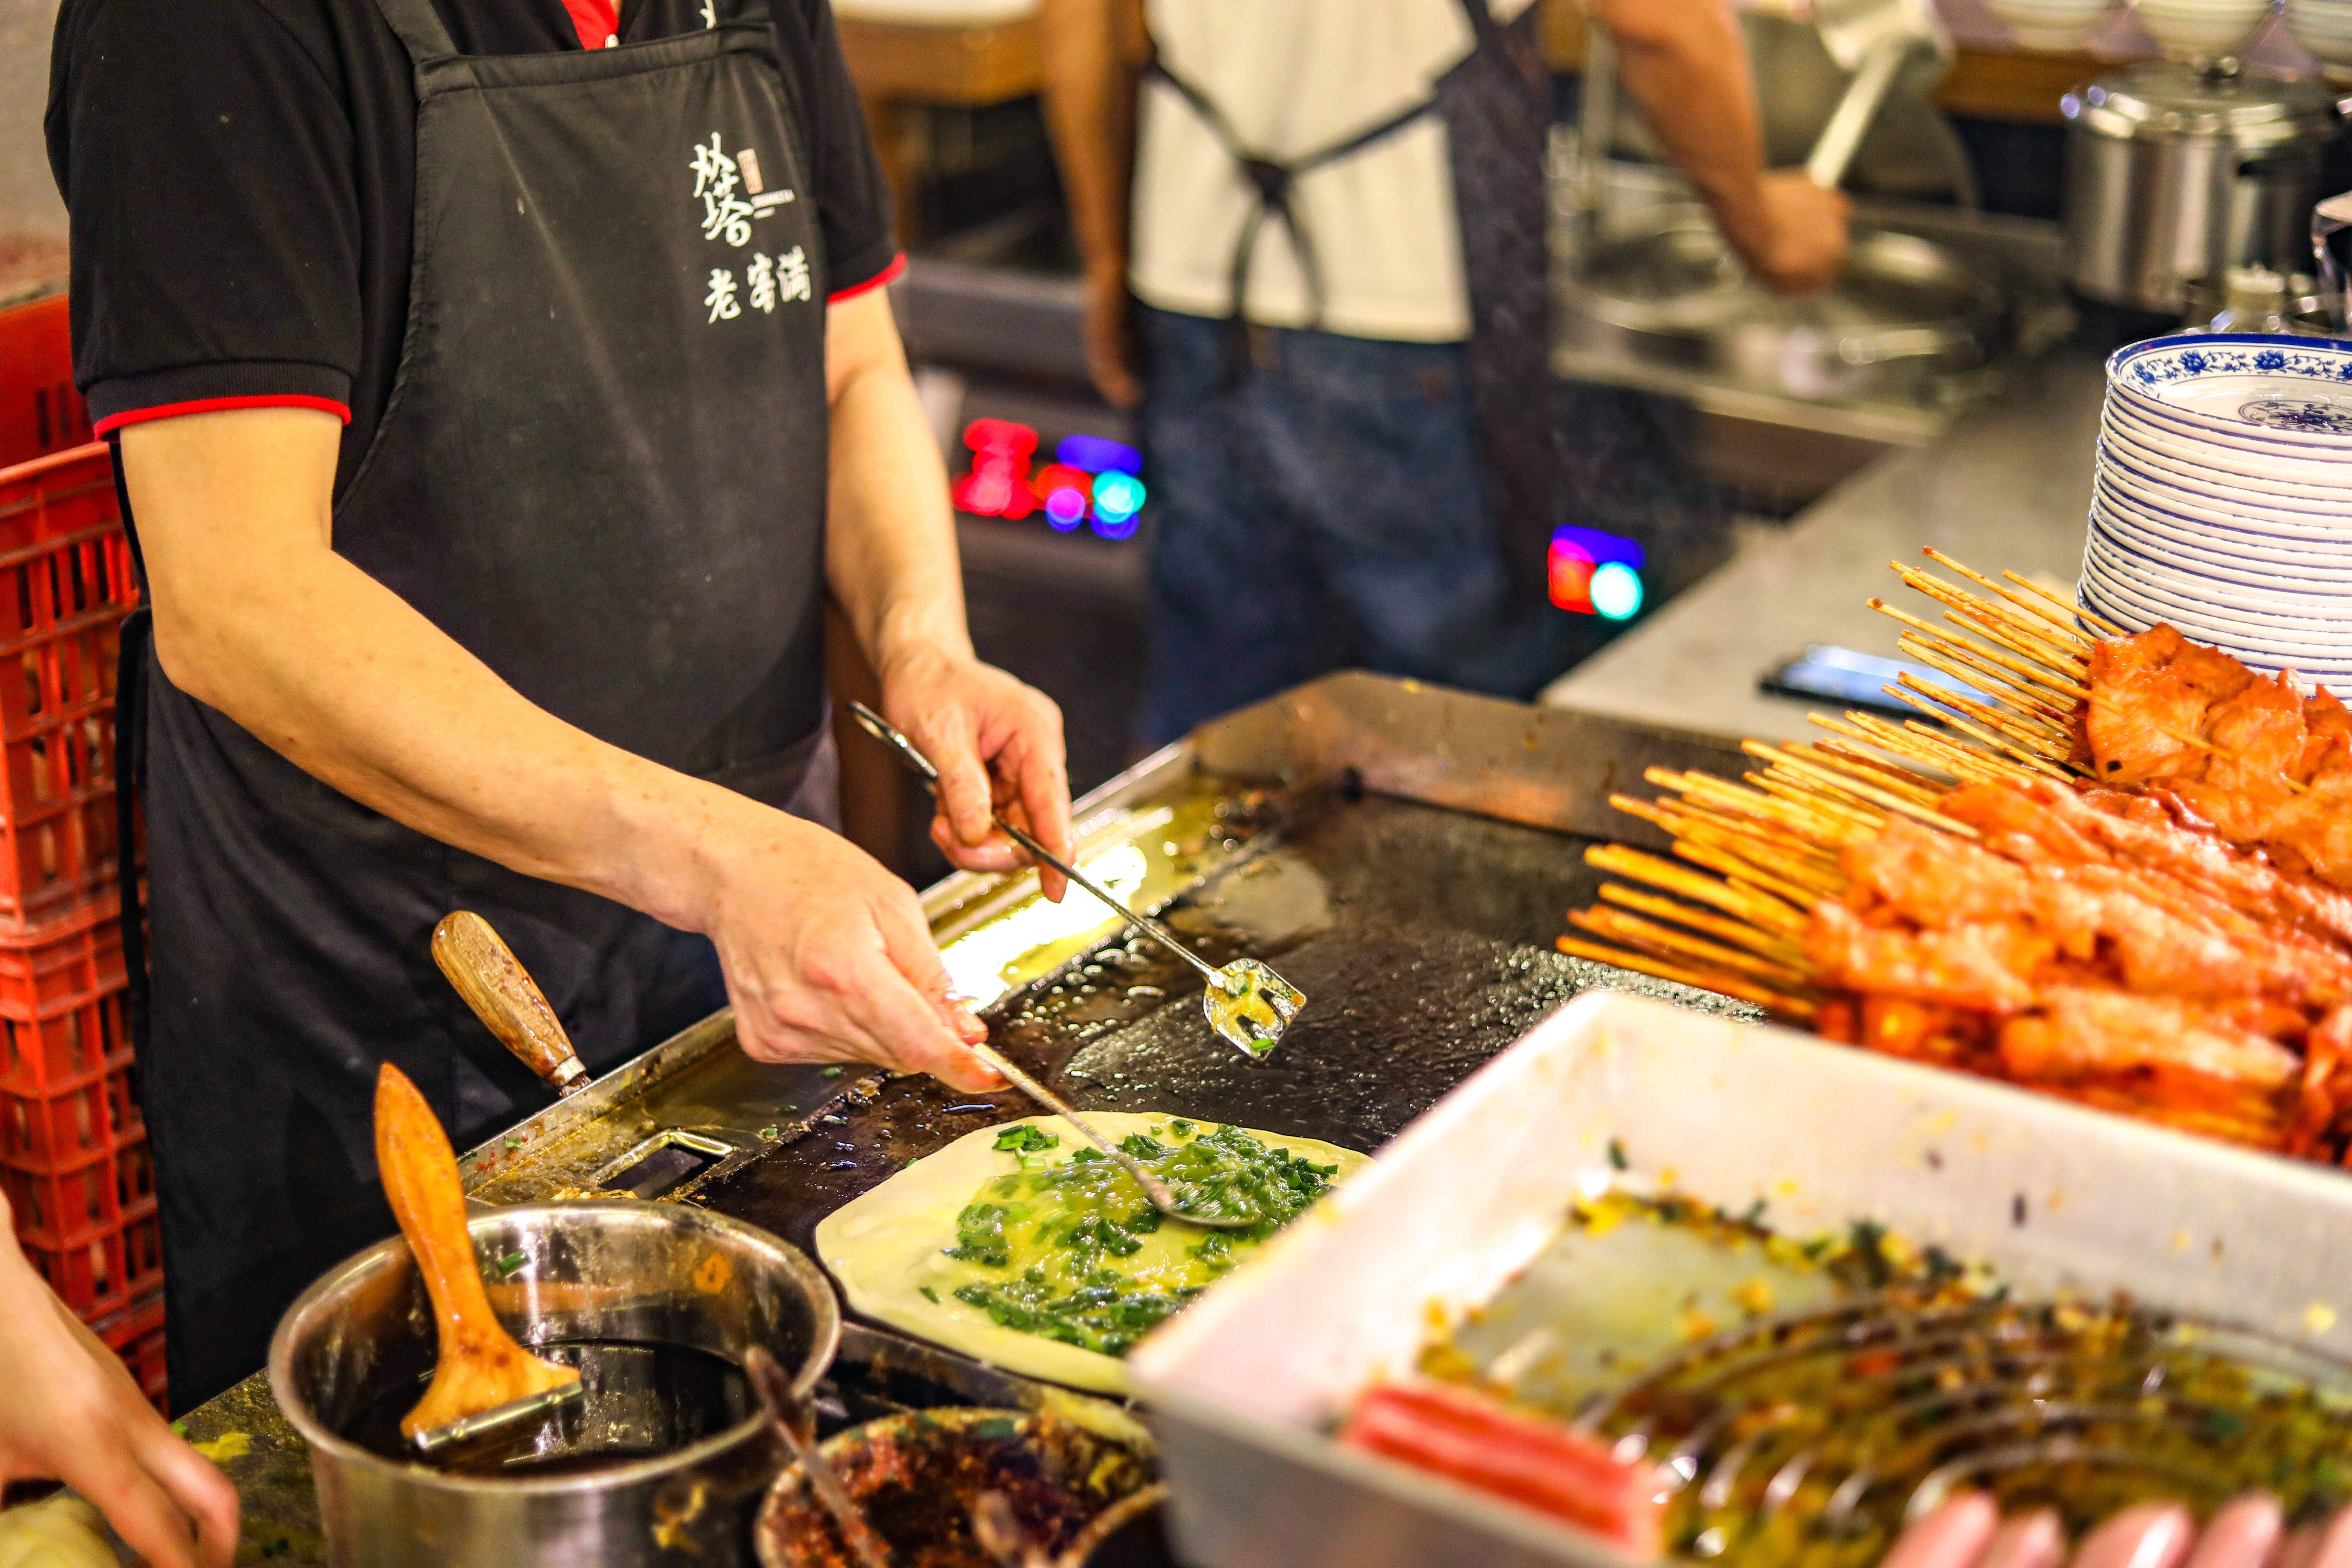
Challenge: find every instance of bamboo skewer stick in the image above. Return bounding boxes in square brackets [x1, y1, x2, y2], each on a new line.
[1897, 635, 2080, 728]
[1569, 906, 1814, 988]
[1923, 549, 2094, 650]
[1892, 626, 2084, 719]
[2006, 568, 2125, 638]
[1870, 598, 2089, 702]
[1892, 562, 2091, 672]
[1594, 883, 1807, 964]
[1889, 685, 2077, 780]
[1583, 844, 1814, 935]
[1553, 934, 1818, 1018]
[1894, 674, 2072, 761]
[1749, 770, 1890, 838]
[1745, 740, 1984, 838]
[1790, 742, 1946, 805]
[1809, 712, 2026, 789]
[1674, 838, 1834, 911]
[1808, 712, 1985, 785]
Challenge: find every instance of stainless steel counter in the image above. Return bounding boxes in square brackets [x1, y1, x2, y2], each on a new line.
[1539, 347, 2105, 742]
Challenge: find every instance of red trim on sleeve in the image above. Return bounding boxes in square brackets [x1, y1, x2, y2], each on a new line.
[93, 394, 354, 438]
[559, 0, 619, 48]
[827, 253, 906, 304]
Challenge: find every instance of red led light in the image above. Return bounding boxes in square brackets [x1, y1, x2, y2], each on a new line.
[1548, 537, 1596, 614]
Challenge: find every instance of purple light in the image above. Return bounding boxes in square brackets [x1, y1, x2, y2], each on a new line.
[1044, 488, 1087, 530]
[1056, 434, 1142, 476]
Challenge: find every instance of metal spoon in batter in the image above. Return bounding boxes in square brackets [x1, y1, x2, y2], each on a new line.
[845, 701, 1305, 1061]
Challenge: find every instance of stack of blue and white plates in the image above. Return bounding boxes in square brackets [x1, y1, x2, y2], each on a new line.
[2091, 335, 2352, 690]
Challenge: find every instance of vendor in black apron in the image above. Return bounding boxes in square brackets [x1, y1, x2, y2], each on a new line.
[1040, 0, 1854, 744]
[49, 0, 1074, 1413]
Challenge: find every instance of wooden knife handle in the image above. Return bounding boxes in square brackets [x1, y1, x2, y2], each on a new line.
[432, 911, 587, 1093]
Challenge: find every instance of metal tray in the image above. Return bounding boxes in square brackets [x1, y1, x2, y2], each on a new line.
[1128, 991, 2352, 1568]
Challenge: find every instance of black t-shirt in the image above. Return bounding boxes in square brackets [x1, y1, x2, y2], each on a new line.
[46, 0, 896, 496]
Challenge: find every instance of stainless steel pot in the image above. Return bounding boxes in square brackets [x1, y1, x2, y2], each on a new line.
[270, 1202, 841, 1568]
[2062, 62, 2343, 314]
[1558, 208, 2006, 402]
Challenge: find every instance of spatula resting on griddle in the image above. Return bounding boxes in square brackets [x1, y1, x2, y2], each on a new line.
[374, 1062, 584, 1454]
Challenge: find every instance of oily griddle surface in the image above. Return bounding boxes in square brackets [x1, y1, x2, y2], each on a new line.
[696, 793, 1757, 1257]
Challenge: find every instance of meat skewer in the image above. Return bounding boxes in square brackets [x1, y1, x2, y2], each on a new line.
[1562, 553, 2352, 1167]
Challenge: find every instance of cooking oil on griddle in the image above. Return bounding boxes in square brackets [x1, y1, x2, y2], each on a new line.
[341, 1341, 750, 1476]
[1430, 1194, 2352, 1566]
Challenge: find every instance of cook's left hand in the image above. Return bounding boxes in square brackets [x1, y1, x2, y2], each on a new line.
[879, 648, 1073, 902]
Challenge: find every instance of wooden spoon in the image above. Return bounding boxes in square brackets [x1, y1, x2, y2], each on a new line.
[374, 1062, 582, 1452]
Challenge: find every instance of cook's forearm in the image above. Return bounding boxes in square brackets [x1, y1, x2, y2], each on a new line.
[1038, 0, 1140, 285]
[120, 410, 749, 933]
[1592, 0, 1773, 248]
[822, 293, 973, 682]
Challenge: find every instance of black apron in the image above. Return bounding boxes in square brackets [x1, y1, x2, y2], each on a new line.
[126, 0, 836, 1410]
[1148, 0, 1561, 592]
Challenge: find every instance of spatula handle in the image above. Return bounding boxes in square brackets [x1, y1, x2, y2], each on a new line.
[434, 911, 589, 1094]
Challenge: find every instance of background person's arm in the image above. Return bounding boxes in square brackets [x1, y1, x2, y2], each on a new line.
[1038, 0, 1149, 407]
[0, 1195, 239, 1568]
[1590, 0, 1850, 295]
[120, 374, 1032, 1088]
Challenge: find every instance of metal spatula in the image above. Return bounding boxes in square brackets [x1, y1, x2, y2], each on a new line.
[846, 701, 1304, 1060]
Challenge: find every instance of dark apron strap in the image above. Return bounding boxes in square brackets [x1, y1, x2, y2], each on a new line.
[1452, 0, 1503, 44]
[109, 435, 152, 1063]
[1146, 54, 1436, 382]
[115, 614, 151, 1059]
[368, 0, 462, 64]
[1434, 0, 1561, 598]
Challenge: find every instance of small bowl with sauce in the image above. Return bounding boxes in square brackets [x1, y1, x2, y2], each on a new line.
[755, 1407, 1157, 1568]
[269, 1200, 839, 1568]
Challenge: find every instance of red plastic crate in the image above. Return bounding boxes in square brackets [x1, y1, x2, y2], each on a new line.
[0, 292, 90, 472]
[2, 1131, 149, 1246]
[95, 1290, 167, 1411]
[0, 444, 139, 932]
[0, 896, 128, 1097]
[22, 1200, 161, 1319]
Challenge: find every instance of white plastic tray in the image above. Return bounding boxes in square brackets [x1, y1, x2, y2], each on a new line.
[1130, 992, 2352, 1568]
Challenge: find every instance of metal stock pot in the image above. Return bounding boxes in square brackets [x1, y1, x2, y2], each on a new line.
[2062, 62, 2343, 314]
[268, 1202, 840, 1568]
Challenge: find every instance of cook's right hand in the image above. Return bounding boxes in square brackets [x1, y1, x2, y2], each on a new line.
[693, 799, 1001, 1093]
[1734, 171, 1852, 298]
[1082, 265, 1141, 410]
[0, 1195, 240, 1568]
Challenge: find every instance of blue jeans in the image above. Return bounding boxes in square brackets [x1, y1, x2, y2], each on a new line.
[1138, 306, 1573, 745]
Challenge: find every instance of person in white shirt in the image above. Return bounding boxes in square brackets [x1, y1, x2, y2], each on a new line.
[1042, 0, 1850, 742]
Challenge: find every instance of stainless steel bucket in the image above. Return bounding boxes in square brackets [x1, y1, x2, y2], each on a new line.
[268, 1202, 840, 1568]
[2062, 62, 2342, 314]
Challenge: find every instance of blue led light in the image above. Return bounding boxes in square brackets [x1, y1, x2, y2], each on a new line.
[1091, 511, 1140, 540]
[1550, 525, 1645, 571]
[1056, 434, 1143, 476]
[1044, 488, 1087, 530]
[1591, 561, 1644, 621]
